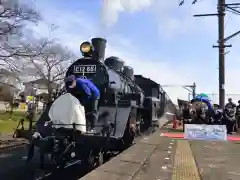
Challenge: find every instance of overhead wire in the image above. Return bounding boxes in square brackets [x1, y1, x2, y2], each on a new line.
[224, 3, 240, 47]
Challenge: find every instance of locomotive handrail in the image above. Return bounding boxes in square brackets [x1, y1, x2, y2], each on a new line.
[113, 93, 119, 136]
[106, 66, 144, 94]
[119, 71, 144, 93]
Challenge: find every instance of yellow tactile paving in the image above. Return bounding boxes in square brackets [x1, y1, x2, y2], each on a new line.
[172, 140, 201, 180]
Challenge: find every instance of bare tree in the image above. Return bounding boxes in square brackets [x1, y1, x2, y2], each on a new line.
[24, 40, 76, 101]
[0, 0, 43, 70]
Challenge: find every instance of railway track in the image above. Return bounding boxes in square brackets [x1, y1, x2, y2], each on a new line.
[0, 142, 28, 153]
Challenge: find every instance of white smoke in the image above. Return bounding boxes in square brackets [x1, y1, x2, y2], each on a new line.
[101, 0, 155, 27]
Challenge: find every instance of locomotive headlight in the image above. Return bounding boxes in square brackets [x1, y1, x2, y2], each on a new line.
[80, 41, 92, 53]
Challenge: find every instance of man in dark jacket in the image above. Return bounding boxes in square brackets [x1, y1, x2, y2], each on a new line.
[224, 98, 236, 134]
[64, 75, 100, 131]
[182, 104, 191, 131]
[225, 98, 236, 109]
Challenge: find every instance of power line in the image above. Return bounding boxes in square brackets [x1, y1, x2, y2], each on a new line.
[224, 12, 232, 27]
[179, 0, 240, 109]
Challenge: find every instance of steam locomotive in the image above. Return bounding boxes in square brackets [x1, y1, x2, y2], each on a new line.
[13, 37, 174, 171]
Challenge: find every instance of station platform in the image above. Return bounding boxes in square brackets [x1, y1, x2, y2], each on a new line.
[81, 128, 240, 180]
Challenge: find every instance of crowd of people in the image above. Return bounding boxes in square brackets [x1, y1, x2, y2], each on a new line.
[181, 98, 240, 134]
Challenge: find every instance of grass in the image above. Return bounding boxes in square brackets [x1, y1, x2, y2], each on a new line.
[0, 111, 30, 135]
[0, 120, 30, 134]
[0, 111, 26, 121]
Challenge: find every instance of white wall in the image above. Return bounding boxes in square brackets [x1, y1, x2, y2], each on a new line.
[36, 88, 48, 95]
[24, 83, 49, 96]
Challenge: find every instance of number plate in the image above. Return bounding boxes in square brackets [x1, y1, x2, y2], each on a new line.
[73, 65, 96, 73]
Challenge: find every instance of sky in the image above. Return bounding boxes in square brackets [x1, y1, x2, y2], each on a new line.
[25, 0, 240, 104]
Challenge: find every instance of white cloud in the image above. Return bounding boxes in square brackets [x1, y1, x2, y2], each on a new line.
[101, 0, 154, 27]
[27, 0, 240, 104]
[101, 0, 217, 38]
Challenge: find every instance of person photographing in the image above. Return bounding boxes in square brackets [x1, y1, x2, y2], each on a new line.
[64, 75, 100, 132]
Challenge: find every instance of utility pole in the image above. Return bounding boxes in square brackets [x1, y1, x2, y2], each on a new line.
[179, 0, 240, 109]
[218, 0, 226, 109]
[192, 82, 196, 98]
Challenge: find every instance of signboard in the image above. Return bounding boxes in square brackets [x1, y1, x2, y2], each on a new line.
[73, 65, 96, 74]
[184, 124, 227, 141]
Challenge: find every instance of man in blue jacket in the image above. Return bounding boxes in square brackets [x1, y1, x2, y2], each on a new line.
[64, 75, 100, 131]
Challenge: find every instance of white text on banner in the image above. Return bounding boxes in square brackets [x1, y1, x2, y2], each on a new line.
[184, 124, 227, 141]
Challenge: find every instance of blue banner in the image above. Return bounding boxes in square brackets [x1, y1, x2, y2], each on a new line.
[184, 124, 227, 141]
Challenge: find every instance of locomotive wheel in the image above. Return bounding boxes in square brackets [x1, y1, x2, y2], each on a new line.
[87, 149, 104, 169]
[87, 150, 97, 169]
[97, 150, 104, 166]
[136, 116, 143, 136]
[122, 120, 135, 149]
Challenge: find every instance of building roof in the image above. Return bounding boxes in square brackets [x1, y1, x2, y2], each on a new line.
[0, 83, 20, 90]
[23, 78, 58, 88]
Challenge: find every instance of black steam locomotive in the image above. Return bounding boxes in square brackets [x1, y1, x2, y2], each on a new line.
[13, 37, 174, 171]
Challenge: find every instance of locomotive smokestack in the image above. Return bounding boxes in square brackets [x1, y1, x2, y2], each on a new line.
[91, 37, 107, 61]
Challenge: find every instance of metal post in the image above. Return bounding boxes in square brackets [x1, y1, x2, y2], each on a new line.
[218, 0, 225, 109]
[192, 82, 196, 98]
